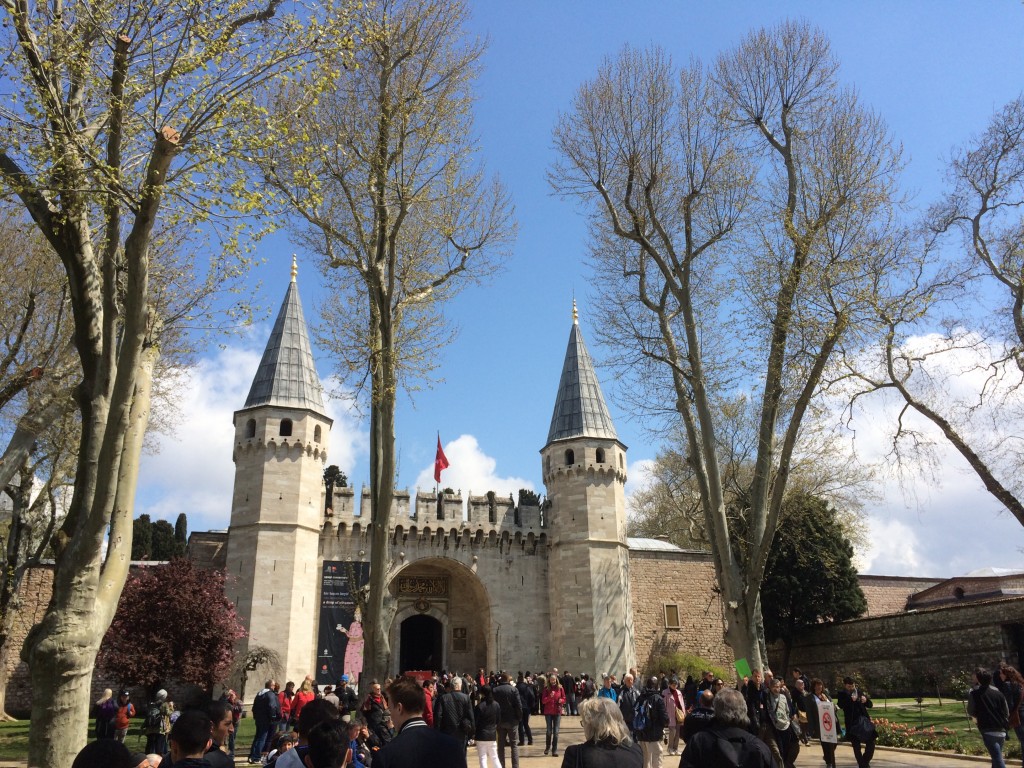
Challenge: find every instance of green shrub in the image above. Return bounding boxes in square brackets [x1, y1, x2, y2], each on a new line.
[645, 651, 730, 682]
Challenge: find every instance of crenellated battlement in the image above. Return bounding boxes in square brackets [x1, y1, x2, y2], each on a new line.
[322, 485, 547, 549]
[233, 436, 329, 463]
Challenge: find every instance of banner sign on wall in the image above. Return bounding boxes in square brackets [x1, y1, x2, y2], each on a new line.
[316, 561, 370, 686]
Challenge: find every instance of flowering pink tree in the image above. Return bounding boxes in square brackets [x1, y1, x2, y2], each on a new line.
[98, 559, 244, 693]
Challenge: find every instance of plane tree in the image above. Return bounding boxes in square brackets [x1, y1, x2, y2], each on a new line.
[843, 95, 1024, 528]
[551, 23, 903, 671]
[257, 0, 515, 690]
[0, 2, 357, 764]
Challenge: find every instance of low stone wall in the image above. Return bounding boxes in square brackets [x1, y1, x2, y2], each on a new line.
[628, 548, 734, 673]
[784, 595, 1024, 694]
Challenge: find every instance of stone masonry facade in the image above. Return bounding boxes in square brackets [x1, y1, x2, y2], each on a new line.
[629, 548, 733, 673]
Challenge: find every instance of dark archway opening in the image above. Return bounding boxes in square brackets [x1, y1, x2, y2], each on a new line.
[399, 614, 442, 673]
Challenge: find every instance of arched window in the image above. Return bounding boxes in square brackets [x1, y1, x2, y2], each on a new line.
[279, 418, 293, 437]
[565, 449, 574, 466]
[596, 447, 605, 464]
[314, 425, 322, 443]
[619, 454, 624, 468]
[245, 419, 256, 439]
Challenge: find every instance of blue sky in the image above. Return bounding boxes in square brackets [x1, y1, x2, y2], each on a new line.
[136, 1, 1024, 578]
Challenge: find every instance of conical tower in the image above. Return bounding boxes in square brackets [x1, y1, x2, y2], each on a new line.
[225, 258, 332, 699]
[541, 303, 635, 677]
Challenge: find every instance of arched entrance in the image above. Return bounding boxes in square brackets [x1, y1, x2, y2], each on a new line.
[399, 614, 443, 672]
[388, 556, 493, 675]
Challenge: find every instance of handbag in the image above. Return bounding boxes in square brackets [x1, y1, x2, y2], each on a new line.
[675, 705, 686, 722]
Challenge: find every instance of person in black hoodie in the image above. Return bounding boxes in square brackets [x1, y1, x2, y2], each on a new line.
[633, 676, 667, 767]
[516, 674, 537, 747]
[474, 685, 501, 767]
[968, 668, 1010, 768]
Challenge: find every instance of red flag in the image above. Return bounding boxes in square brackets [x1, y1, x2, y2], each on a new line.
[434, 434, 449, 484]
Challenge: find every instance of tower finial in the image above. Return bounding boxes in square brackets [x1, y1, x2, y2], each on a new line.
[291, 255, 298, 283]
[572, 298, 578, 325]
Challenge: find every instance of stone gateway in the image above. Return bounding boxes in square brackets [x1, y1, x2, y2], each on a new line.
[212, 272, 732, 699]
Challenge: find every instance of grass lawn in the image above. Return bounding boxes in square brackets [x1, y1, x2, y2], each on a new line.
[869, 696, 1021, 757]
[0, 717, 262, 761]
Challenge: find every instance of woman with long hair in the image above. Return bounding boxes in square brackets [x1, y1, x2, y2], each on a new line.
[560, 697, 641, 767]
[999, 664, 1024, 750]
[292, 678, 315, 724]
[542, 674, 567, 757]
[94, 688, 116, 740]
[804, 678, 836, 768]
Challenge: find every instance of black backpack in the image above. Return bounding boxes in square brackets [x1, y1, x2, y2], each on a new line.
[632, 696, 652, 732]
[145, 702, 163, 730]
[709, 727, 771, 767]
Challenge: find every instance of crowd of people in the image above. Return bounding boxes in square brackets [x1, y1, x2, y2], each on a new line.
[70, 659, 1024, 768]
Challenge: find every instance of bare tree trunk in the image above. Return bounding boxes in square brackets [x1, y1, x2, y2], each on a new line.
[24, 345, 155, 767]
[362, 309, 396, 691]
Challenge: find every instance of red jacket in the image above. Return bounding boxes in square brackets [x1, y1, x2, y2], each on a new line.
[292, 690, 315, 722]
[114, 702, 135, 730]
[279, 691, 292, 720]
[541, 687, 565, 716]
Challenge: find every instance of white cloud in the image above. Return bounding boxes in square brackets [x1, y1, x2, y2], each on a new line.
[855, 517, 922, 575]
[412, 434, 533, 505]
[832, 331, 1024, 577]
[135, 341, 368, 534]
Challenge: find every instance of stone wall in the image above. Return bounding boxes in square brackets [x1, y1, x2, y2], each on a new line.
[4, 565, 53, 715]
[628, 548, 733, 674]
[785, 595, 1024, 694]
[857, 574, 942, 617]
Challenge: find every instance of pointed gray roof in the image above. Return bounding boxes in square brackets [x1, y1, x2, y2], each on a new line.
[243, 274, 326, 413]
[546, 316, 618, 444]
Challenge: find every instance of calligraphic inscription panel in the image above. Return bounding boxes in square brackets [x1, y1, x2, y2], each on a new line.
[397, 576, 449, 597]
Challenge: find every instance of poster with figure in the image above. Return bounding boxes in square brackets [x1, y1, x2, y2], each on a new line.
[317, 561, 370, 686]
[818, 700, 838, 744]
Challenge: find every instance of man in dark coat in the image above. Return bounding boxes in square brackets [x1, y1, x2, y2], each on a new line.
[618, 673, 639, 730]
[682, 689, 716, 743]
[681, 688, 772, 768]
[634, 676, 668, 766]
[249, 679, 281, 764]
[491, 672, 523, 767]
[374, 677, 465, 768]
[560, 671, 577, 716]
[435, 676, 475, 756]
[515, 674, 536, 746]
[836, 676, 876, 768]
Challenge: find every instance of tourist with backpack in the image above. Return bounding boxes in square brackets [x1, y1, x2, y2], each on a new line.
[144, 689, 171, 755]
[632, 677, 667, 767]
[680, 688, 772, 768]
[112, 690, 135, 743]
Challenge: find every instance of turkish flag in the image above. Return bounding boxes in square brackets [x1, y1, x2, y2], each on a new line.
[434, 434, 449, 484]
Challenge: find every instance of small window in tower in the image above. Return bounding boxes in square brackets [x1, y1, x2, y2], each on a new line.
[565, 449, 575, 466]
[619, 453, 624, 468]
[664, 603, 681, 629]
[245, 419, 256, 439]
[596, 447, 606, 464]
[314, 425, 322, 443]
[545, 455, 550, 474]
[280, 418, 293, 437]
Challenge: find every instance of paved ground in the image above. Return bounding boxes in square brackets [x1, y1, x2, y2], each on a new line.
[0, 720, 992, 768]
[449, 718, 991, 768]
